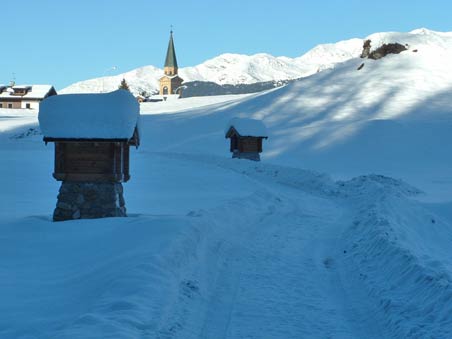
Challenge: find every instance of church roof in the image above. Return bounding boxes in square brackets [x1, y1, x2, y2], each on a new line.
[164, 31, 178, 68]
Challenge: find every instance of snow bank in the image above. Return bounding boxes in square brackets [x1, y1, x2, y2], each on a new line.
[38, 90, 139, 139]
[340, 175, 452, 337]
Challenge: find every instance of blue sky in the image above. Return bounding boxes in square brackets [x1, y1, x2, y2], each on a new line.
[2, 0, 451, 90]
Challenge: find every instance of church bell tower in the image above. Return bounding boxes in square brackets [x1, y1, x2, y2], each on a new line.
[159, 30, 184, 96]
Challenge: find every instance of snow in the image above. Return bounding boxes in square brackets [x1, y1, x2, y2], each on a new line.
[2, 28, 452, 338]
[225, 117, 268, 137]
[339, 175, 452, 337]
[0, 108, 38, 133]
[59, 38, 365, 95]
[38, 89, 139, 139]
[0, 85, 54, 99]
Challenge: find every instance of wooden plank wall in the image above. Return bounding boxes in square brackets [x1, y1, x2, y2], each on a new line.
[53, 142, 131, 182]
[240, 137, 260, 153]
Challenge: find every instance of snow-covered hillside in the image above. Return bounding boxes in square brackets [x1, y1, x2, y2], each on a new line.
[2, 28, 452, 338]
[60, 37, 363, 95]
[138, 28, 452, 200]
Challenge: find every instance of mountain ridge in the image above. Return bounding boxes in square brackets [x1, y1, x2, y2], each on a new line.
[59, 36, 364, 95]
[60, 28, 449, 97]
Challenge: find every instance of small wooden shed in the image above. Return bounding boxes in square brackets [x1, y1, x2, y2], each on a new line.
[225, 118, 268, 161]
[38, 89, 140, 221]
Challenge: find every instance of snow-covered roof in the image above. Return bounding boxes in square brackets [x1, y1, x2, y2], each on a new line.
[0, 85, 55, 100]
[0, 85, 56, 100]
[225, 117, 268, 138]
[39, 90, 140, 140]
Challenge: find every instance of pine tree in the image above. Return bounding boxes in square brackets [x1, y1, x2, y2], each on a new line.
[118, 78, 130, 91]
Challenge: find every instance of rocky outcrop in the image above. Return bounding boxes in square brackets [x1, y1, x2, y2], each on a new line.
[53, 182, 126, 221]
[360, 39, 372, 58]
[369, 43, 408, 60]
[360, 39, 408, 60]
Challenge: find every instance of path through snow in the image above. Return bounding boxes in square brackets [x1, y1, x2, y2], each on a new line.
[147, 155, 389, 339]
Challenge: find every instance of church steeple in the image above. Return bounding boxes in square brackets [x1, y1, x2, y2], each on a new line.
[164, 30, 178, 76]
[159, 29, 184, 97]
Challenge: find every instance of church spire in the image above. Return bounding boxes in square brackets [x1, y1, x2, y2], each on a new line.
[164, 30, 178, 74]
[159, 29, 184, 96]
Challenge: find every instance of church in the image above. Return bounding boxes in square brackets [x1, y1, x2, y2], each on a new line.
[159, 30, 184, 97]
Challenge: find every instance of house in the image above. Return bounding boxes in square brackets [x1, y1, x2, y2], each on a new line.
[38, 89, 140, 221]
[159, 30, 184, 97]
[225, 117, 268, 161]
[0, 84, 57, 109]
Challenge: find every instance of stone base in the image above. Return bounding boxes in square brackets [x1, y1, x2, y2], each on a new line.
[53, 181, 126, 222]
[232, 151, 261, 161]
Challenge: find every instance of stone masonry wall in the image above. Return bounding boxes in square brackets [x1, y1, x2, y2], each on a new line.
[53, 181, 126, 221]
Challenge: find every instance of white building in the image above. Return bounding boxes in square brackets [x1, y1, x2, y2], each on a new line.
[0, 84, 57, 109]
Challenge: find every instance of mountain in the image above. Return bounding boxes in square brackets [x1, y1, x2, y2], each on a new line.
[59, 38, 363, 95]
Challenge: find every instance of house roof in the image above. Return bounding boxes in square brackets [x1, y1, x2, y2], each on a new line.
[164, 31, 179, 68]
[0, 85, 56, 100]
[225, 117, 268, 138]
[39, 89, 140, 140]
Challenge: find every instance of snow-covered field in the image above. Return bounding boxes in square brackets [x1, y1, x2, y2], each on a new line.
[2, 29, 452, 338]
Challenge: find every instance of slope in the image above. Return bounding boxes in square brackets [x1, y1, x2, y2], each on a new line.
[140, 28, 452, 200]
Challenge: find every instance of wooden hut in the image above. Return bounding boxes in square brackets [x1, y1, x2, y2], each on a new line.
[38, 90, 140, 221]
[225, 118, 268, 161]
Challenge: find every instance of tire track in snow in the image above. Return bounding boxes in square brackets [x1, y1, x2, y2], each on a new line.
[150, 153, 388, 338]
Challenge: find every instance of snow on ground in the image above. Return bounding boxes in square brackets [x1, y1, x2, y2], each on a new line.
[0, 108, 38, 133]
[2, 28, 452, 338]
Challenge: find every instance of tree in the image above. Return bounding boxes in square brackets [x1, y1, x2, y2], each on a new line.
[118, 78, 130, 91]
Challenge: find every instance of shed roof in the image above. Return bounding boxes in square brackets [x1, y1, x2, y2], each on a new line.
[225, 117, 268, 138]
[39, 90, 140, 140]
